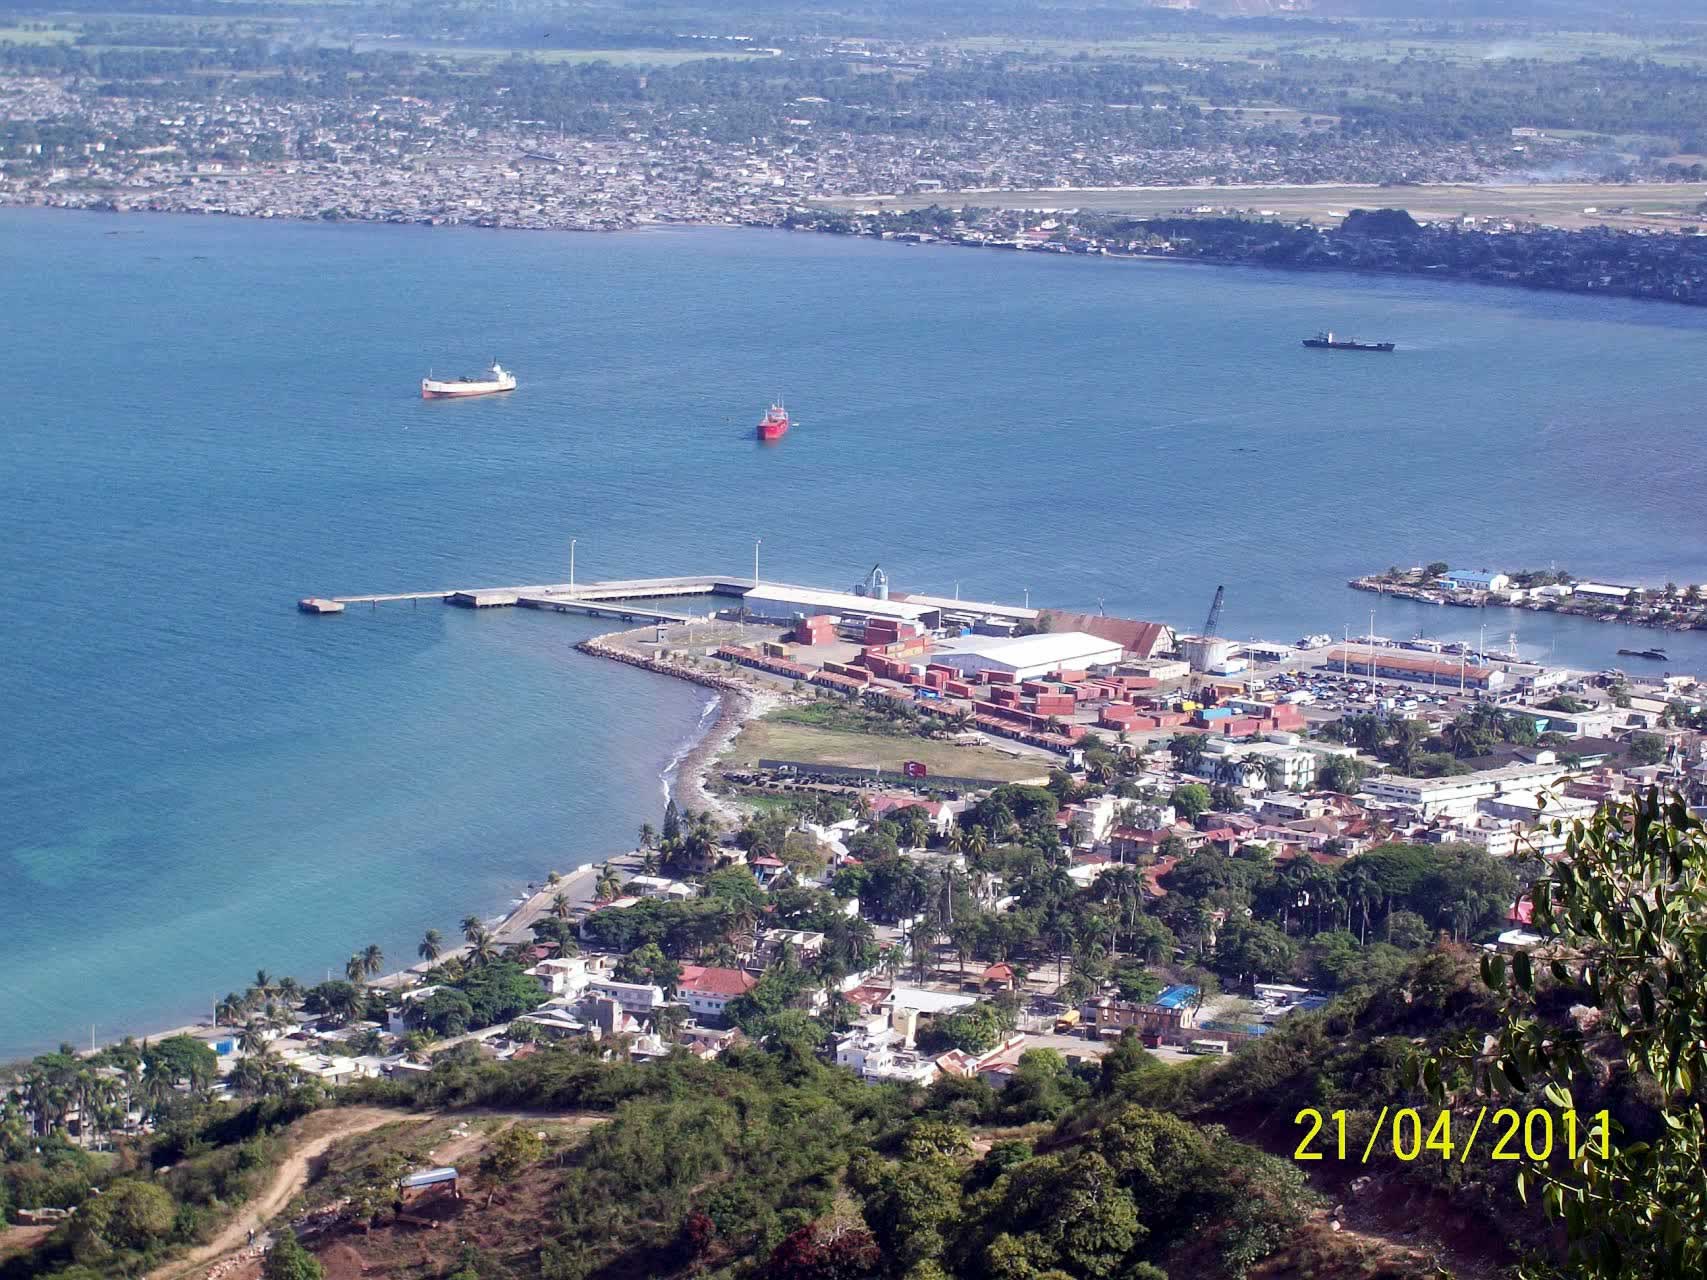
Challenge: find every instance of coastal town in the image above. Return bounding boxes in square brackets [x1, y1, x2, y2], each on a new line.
[0, 67, 1519, 231]
[10, 60, 1707, 306]
[11, 0, 1707, 1269]
[8, 572, 1704, 1164]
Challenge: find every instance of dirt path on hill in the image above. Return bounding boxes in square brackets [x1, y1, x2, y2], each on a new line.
[149, 1107, 413, 1280]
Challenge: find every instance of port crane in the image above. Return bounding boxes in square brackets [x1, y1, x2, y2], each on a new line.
[1202, 585, 1225, 637]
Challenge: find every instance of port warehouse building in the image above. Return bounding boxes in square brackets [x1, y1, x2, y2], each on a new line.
[1321, 648, 1506, 690]
[741, 584, 942, 628]
[741, 583, 1047, 634]
[931, 632, 1127, 682]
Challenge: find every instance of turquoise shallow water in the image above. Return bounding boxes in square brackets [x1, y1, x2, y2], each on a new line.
[4, 209, 1706, 1057]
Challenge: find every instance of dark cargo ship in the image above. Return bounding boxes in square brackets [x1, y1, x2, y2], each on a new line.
[1303, 330, 1395, 352]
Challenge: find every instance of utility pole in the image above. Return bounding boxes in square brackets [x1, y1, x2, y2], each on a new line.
[753, 538, 762, 587]
[569, 538, 576, 594]
[1024, 587, 1030, 609]
[1369, 607, 1377, 682]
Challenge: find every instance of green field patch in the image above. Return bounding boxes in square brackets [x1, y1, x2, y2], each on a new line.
[723, 714, 1049, 782]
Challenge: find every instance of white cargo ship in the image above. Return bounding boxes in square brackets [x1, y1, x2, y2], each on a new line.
[421, 361, 517, 399]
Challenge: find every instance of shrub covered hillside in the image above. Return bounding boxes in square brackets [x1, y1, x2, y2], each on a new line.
[331, 1033, 1336, 1280]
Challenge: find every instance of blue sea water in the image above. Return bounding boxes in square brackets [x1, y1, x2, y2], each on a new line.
[4, 208, 1707, 1057]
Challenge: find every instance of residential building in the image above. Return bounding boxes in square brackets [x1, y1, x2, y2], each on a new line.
[676, 965, 758, 1025]
[624, 875, 697, 901]
[584, 978, 667, 1018]
[756, 929, 826, 967]
[1442, 569, 1511, 592]
[1363, 761, 1569, 821]
[1062, 794, 1120, 847]
[527, 955, 603, 999]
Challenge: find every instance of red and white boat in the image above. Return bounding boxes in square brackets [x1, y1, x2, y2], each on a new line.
[421, 361, 517, 399]
[756, 401, 790, 441]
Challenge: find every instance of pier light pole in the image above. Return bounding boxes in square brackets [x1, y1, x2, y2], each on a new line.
[1024, 587, 1030, 609]
[754, 538, 762, 588]
[570, 538, 576, 595]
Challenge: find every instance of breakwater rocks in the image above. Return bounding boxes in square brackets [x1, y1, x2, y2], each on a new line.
[574, 636, 749, 695]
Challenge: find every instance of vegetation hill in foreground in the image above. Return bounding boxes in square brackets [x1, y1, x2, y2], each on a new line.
[4, 788, 1705, 1280]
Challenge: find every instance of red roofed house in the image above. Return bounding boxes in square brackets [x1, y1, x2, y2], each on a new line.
[677, 965, 759, 1025]
[978, 962, 1016, 992]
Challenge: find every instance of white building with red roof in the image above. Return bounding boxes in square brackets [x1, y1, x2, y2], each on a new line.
[677, 965, 759, 1024]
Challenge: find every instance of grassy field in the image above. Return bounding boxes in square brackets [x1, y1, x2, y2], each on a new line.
[814, 181, 1707, 230]
[722, 715, 1051, 782]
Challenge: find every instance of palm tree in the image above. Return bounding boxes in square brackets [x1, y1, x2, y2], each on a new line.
[238, 1021, 271, 1058]
[546, 870, 562, 886]
[362, 944, 384, 979]
[945, 824, 964, 854]
[639, 850, 660, 876]
[876, 943, 903, 981]
[252, 970, 277, 1002]
[276, 976, 304, 1006]
[461, 914, 485, 944]
[215, 993, 244, 1027]
[345, 954, 367, 985]
[595, 868, 623, 901]
[228, 1057, 269, 1099]
[547, 892, 570, 920]
[468, 929, 499, 966]
[639, 822, 657, 850]
[419, 929, 444, 963]
[966, 825, 989, 857]
[400, 1031, 432, 1063]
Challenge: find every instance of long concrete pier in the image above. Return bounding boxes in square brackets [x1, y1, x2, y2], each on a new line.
[296, 572, 1035, 630]
[297, 574, 754, 618]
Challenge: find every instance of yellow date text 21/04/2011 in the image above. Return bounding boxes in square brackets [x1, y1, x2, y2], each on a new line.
[1293, 1107, 1612, 1164]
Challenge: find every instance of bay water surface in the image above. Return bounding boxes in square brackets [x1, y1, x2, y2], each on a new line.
[4, 209, 1706, 1057]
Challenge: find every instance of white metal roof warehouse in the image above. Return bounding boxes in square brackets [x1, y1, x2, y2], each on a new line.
[740, 582, 937, 624]
[932, 631, 1125, 680]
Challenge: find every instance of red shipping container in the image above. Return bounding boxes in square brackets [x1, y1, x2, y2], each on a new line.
[986, 671, 1017, 685]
